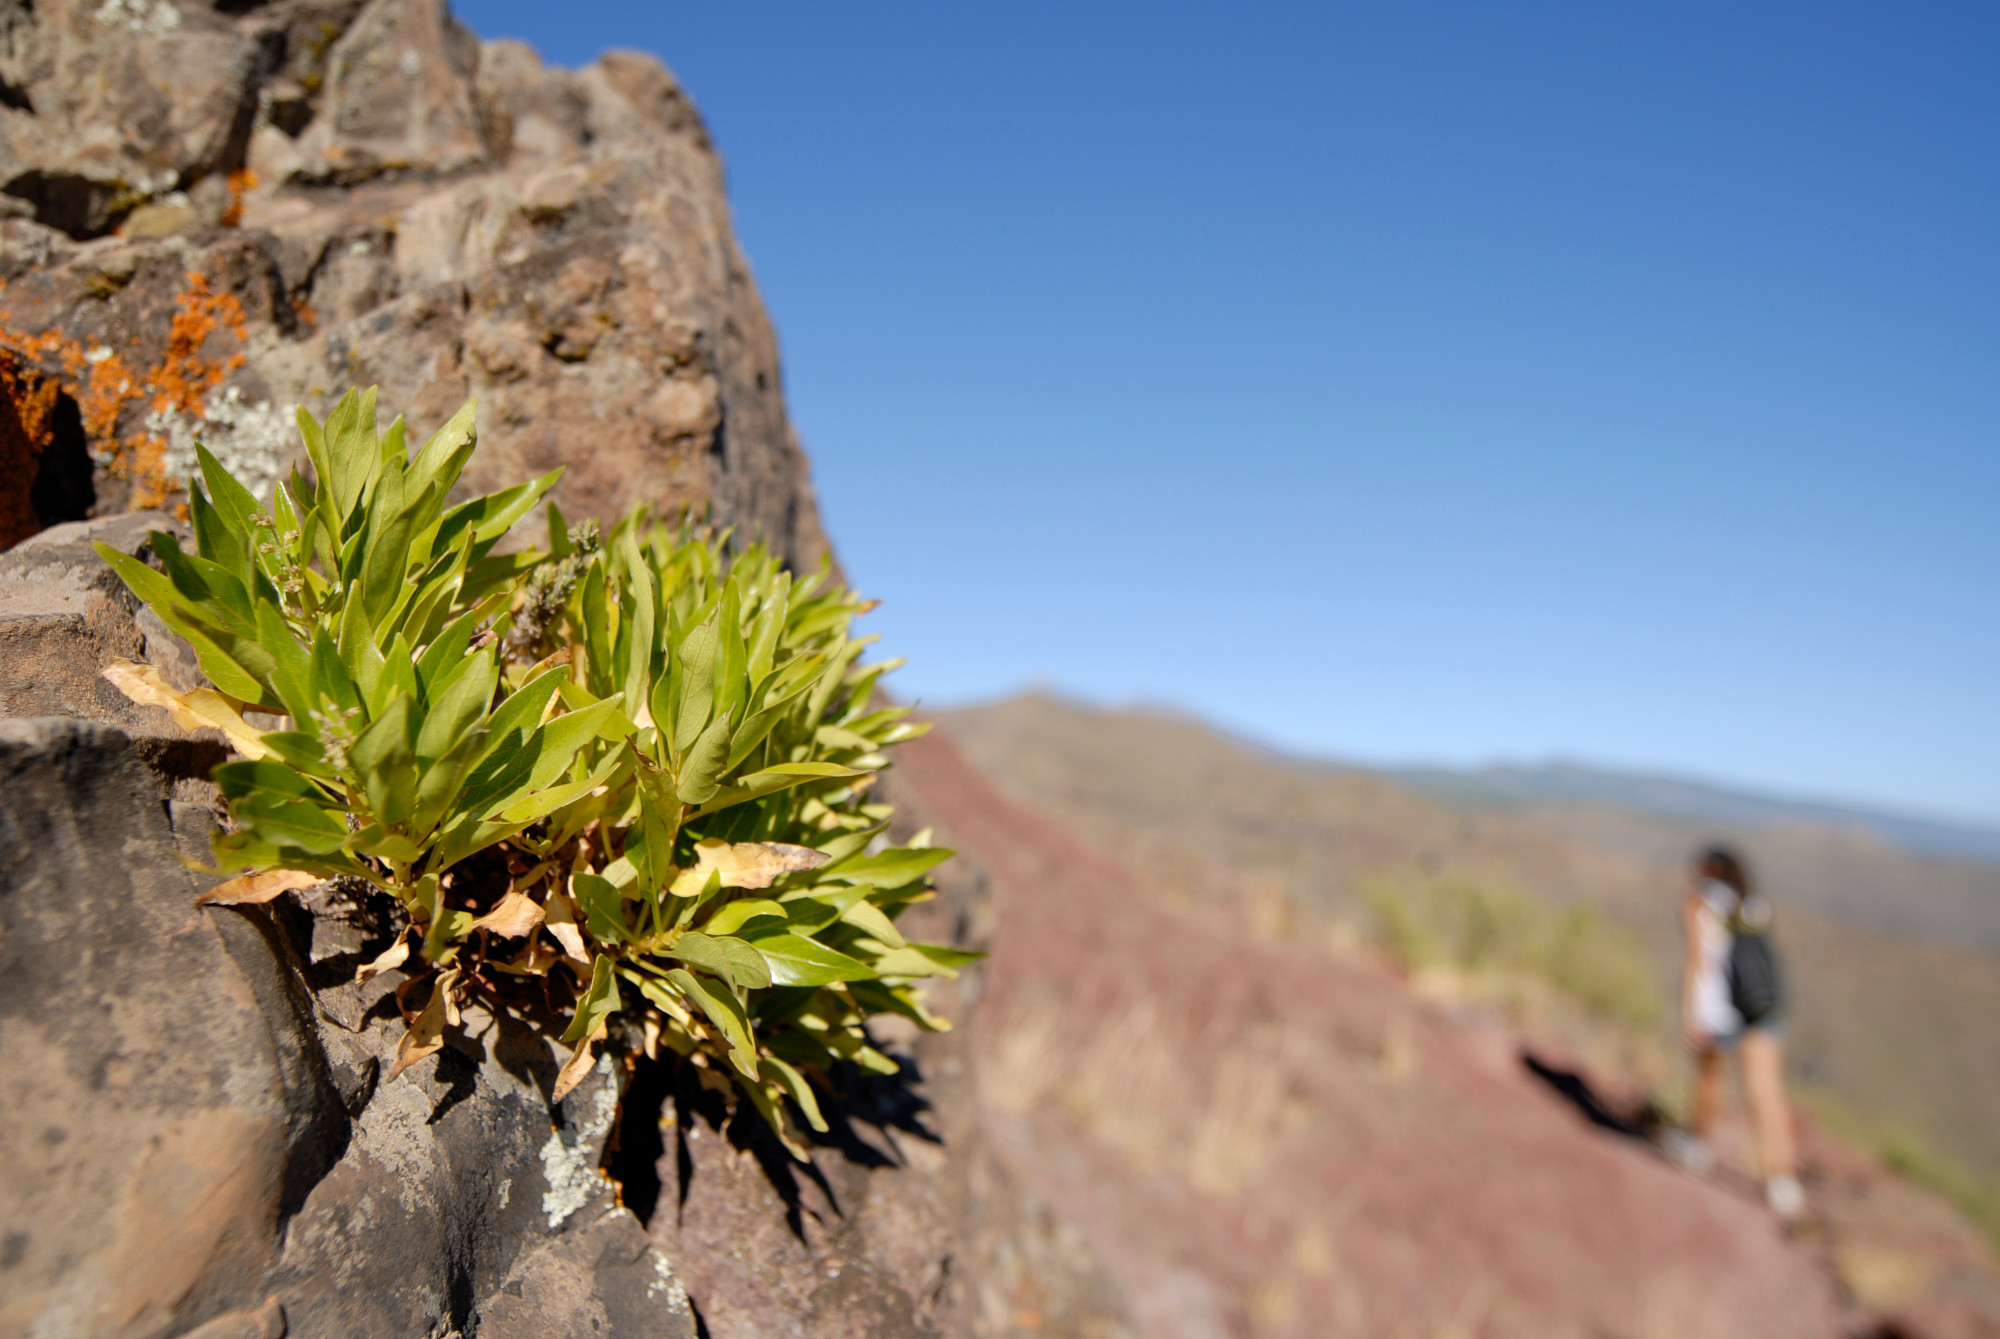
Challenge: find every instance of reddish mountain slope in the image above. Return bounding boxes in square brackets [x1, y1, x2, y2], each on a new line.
[897, 725, 1996, 1339]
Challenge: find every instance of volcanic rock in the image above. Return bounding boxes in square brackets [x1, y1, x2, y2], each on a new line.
[0, 0, 829, 567]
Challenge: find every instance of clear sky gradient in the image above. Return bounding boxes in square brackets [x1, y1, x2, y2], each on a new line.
[457, 2, 2000, 826]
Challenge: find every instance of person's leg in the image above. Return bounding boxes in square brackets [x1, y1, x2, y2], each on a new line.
[1740, 1029, 1795, 1177]
[1741, 1027, 1803, 1216]
[1692, 1045, 1725, 1138]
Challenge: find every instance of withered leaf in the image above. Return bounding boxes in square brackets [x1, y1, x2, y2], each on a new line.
[199, 868, 319, 907]
[542, 892, 589, 962]
[102, 658, 270, 759]
[668, 838, 831, 896]
[473, 890, 545, 939]
[551, 1020, 606, 1103]
[356, 936, 411, 982]
[388, 966, 460, 1081]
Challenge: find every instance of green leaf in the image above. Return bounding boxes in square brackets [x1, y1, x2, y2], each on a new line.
[837, 897, 906, 949]
[561, 955, 622, 1044]
[213, 757, 323, 800]
[848, 978, 951, 1032]
[774, 887, 865, 936]
[571, 873, 631, 944]
[523, 695, 628, 792]
[745, 572, 789, 686]
[616, 527, 655, 728]
[690, 761, 860, 819]
[722, 664, 820, 772]
[295, 404, 330, 498]
[825, 847, 953, 891]
[408, 724, 490, 839]
[714, 578, 748, 727]
[674, 713, 731, 805]
[257, 730, 334, 778]
[496, 750, 623, 826]
[350, 694, 418, 827]
[546, 499, 571, 560]
[227, 792, 352, 854]
[702, 898, 787, 936]
[907, 942, 985, 969]
[187, 479, 245, 575]
[322, 387, 379, 520]
[744, 931, 875, 987]
[869, 942, 983, 979]
[667, 931, 773, 990]
[631, 772, 680, 897]
[742, 1079, 811, 1159]
[438, 467, 563, 548]
[672, 616, 717, 758]
[414, 649, 498, 763]
[195, 442, 264, 537]
[664, 967, 759, 1079]
[91, 544, 269, 705]
[423, 906, 476, 963]
[760, 1054, 827, 1133]
[361, 480, 436, 625]
[408, 398, 477, 496]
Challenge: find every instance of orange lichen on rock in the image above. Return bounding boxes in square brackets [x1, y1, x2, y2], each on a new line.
[220, 169, 258, 229]
[0, 348, 63, 548]
[0, 270, 251, 511]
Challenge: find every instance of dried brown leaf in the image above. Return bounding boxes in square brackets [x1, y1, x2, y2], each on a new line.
[669, 838, 832, 896]
[387, 967, 459, 1081]
[473, 890, 545, 939]
[542, 892, 589, 963]
[102, 659, 270, 759]
[199, 868, 319, 906]
[550, 1021, 606, 1103]
[356, 936, 411, 982]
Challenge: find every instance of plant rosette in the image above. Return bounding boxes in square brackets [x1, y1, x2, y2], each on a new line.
[100, 387, 977, 1156]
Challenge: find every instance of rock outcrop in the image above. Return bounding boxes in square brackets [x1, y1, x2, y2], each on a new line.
[0, 8, 1137, 1336]
[0, 0, 830, 566]
[0, 540, 1131, 1339]
[0, 714, 701, 1338]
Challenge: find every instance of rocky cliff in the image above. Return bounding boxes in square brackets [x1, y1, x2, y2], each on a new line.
[0, 5, 1131, 1337]
[0, 0, 830, 565]
[0, 511, 1132, 1339]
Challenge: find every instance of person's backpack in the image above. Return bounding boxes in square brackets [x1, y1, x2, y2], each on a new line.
[1727, 896, 1784, 1026]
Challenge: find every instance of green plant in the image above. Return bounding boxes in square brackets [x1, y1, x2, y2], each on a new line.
[99, 387, 970, 1154]
[1363, 872, 1662, 1030]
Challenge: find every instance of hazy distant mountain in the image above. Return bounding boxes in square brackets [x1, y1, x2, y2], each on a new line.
[1389, 761, 2000, 870]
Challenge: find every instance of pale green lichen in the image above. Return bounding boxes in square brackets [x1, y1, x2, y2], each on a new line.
[153, 387, 294, 506]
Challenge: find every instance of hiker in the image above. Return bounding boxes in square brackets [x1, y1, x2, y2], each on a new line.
[1679, 845, 1804, 1219]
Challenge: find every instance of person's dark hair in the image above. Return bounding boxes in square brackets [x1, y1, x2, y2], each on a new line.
[1697, 845, 1751, 898]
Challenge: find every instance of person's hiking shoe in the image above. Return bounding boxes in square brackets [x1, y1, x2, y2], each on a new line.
[1660, 1128, 1715, 1175]
[1766, 1174, 1805, 1220]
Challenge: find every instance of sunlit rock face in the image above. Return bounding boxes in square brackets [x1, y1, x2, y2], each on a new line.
[0, 0, 831, 571]
[0, 9, 1143, 1338]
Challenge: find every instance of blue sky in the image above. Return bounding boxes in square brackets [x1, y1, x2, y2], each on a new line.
[457, 2, 2000, 826]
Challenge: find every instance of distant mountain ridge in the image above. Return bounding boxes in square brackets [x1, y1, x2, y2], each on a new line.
[1074, 694, 2000, 870]
[1387, 760, 2000, 871]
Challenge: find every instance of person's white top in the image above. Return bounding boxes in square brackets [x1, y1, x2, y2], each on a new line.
[1690, 881, 1744, 1039]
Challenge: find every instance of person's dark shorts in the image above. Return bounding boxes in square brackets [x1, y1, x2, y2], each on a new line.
[1712, 1017, 1785, 1051]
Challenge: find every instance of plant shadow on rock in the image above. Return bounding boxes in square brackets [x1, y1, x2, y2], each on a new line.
[606, 1045, 943, 1242]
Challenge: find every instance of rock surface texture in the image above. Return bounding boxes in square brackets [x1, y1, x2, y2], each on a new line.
[0, 530, 1127, 1337]
[0, 715, 701, 1339]
[0, 6, 1129, 1335]
[0, 0, 831, 566]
